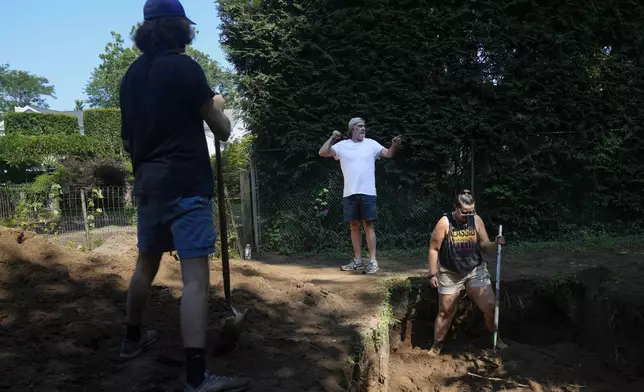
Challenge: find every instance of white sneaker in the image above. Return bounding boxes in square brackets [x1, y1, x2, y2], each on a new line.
[184, 371, 250, 392]
[362, 260, 379, 274]
[341, 259, 364, 271]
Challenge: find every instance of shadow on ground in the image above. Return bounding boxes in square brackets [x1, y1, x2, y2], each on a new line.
[0, 231, 362, 392]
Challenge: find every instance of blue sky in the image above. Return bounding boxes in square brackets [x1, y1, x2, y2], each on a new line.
[0, 0, 230, 111]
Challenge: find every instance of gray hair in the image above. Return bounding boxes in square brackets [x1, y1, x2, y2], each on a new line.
[347, 117, 365, 137]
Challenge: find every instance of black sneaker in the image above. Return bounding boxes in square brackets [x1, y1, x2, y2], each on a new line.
[119, 329, 159, 359]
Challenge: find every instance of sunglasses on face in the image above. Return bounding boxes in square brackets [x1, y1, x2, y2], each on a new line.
[458, 208, 476, 217]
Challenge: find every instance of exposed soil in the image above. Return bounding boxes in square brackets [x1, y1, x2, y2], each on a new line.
[388, 341, 644, 392]
[0, 228, 386, 391]
[387, 263, 644, 392]
[3, 227, 644, 392]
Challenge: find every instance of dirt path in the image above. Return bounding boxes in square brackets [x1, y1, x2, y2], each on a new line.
[0, 229, 387, 391]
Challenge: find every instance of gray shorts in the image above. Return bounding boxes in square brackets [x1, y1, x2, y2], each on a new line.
[437, 262, 491, 295]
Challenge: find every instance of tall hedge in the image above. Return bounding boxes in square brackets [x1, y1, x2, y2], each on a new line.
[83, 108, 122, 155]
[217, 0, 644, 248]
[0, 134, 107, 167]
[4, 112, 79, 135]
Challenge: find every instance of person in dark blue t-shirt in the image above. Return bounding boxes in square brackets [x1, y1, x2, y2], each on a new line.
[118, 1, 250, 391]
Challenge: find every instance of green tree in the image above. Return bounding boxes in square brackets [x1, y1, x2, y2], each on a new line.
[184, 46, 240, 104]
[0, 63, 56, 116]
[85, 32, 139, 108]
[74, 99, 85, 111]
[217, 0, 644, 249]
[85, 26, 239, 109]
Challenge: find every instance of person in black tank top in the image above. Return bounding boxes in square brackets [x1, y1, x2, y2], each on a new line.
[426, 190, 506, 356]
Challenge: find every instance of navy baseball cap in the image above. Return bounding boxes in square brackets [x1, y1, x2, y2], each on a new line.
[143, 0, 195, 24]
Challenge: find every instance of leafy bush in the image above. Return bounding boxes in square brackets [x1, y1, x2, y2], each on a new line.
[211, 134, 255, 195]
[58, 156, 130, 189]
[83, 108, 122, 155]
[30, 171, 64, 193]
[0, 134, 108, 167]
[3, 112, 79, 135]
[3, 173, 64, 234]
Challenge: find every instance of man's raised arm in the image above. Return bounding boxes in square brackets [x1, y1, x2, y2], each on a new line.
[319, 130, 341, 157]
[380, 135, 402, 158]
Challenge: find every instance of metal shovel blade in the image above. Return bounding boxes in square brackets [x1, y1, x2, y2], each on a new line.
[212, 304, 248, 356]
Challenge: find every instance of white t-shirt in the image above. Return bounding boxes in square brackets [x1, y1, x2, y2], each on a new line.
[331, 138, 385, 197]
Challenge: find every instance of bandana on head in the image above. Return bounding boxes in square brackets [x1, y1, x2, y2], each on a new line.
[347, 117, 365, 137]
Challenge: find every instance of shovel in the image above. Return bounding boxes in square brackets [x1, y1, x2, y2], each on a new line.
[212, 134, 248, 356]
[492, 224, 503, 352]
[479, 225, 504, 367]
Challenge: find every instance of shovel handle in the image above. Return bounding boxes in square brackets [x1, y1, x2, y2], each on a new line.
[214, 135, 231, 305]
[493, 225, 503, 349]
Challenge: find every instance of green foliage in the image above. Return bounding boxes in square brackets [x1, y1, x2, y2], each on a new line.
[85, 28, 240, 108]
[83, 108, 123, 155]
[4, 175, 63, 235]
[184, 46, 240, 106]
[0, 134, 107, 167]
[212, 134, 255, 195]
[30, 171, 63, 193]
[4, 111, 79, 136]
[85, 188, 104, 230]
[0, 63, 56, 115]
[74, 100, 85, 111]
[85, 32, 139, 108]
[218, 0, 644, 251]
[58, 156, 130, 189]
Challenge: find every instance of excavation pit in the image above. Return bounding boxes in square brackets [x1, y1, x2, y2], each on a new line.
[376, 268, 644, 391]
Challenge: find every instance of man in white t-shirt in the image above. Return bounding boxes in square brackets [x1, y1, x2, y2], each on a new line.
[318, 117, 401, 274]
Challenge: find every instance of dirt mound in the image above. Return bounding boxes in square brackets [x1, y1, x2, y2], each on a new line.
[93, 232, 139, 257]
[0, 227, 80, 264]
[0, 227, 382, 391]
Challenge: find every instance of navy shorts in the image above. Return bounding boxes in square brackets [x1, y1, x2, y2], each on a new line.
[342, 194, 377, 222]
[136, 195, 216, 259]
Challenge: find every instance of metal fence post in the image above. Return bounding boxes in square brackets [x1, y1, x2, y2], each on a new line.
[80, 189, 91, 250]
[471, 139, 475, 193]
[249, 143, 261, 255]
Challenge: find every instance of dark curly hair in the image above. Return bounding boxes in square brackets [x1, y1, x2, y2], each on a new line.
[133, 17, 195, 54]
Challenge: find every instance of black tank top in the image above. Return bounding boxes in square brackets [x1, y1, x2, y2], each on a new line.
[438, 212, 483, 274]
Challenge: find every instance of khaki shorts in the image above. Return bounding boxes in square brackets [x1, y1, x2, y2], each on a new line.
[437, 263, 491, 295]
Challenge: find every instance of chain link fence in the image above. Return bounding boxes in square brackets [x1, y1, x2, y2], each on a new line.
[254, 171, 447, 255]
[249, 147, 643, 256]
[0, 185, 137, 249]
[0, 182, 242, 255]
[2, 144, 640, 257]
[249, 149, 455, 255]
